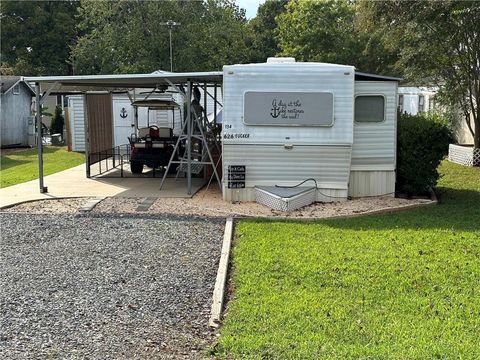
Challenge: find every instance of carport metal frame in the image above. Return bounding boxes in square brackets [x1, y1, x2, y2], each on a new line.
[24, 71, 223, 195]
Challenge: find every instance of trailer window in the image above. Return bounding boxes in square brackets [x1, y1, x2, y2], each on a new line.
[355, 95, 385, 122]
[418, 95, 425, 113]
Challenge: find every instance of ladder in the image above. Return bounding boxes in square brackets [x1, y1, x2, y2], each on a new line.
[159, 81, 221, 194]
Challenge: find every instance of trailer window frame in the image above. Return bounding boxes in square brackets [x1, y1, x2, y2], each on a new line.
[354, 94, 386, 123]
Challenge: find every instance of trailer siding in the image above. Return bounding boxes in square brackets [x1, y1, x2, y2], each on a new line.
[223, 63, 355, 146]
[348, 170, 396, 198]
[349, 81, 397, 197]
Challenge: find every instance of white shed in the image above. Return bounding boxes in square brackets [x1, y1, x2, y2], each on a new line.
[0, 76, 34, 147]
[221, 58, 400, 202]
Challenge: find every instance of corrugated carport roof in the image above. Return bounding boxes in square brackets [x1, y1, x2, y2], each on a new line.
[355, 72, 402, 82]
[23, 71, 223, 93]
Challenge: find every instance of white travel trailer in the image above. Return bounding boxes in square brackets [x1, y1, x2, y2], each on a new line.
[222, 58, 400, 202]
[397, 86, 438, 115]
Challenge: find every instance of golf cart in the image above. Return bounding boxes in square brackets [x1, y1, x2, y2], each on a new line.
[128, 98, 182, 174]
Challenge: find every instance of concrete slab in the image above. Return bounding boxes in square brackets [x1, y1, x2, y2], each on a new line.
[0, 164, 206, 208]
[136, 197, 157, 212]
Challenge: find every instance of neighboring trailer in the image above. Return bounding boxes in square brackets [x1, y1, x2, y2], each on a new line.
[222, 59, 399, 202]
[397, 86, 437, 115]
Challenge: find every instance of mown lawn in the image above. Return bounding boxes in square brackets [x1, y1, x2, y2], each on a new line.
[0, 146, 84, 188]
[214, 161, 480, 359]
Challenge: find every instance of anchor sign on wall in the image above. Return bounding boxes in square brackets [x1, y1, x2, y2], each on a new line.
[270, 99, 281, 118]
[120, 107, 128, 119]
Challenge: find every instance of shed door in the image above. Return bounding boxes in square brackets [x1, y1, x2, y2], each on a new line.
[86, 94, 113, 162]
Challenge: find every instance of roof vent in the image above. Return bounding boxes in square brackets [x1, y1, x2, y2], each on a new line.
[266, 57, 296, 64]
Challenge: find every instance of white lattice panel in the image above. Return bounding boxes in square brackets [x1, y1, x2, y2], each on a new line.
[448, 144, 478, 167]
[475, 148, 480, 167]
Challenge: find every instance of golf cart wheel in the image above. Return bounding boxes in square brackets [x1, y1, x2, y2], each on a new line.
[130, 161, 144, 174]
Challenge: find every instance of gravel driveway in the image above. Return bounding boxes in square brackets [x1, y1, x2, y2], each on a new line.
[0, 213, 224, 359]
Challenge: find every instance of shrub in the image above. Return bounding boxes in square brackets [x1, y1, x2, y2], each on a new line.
[396, 112, 453, 195]
[50, 105, 65, 136]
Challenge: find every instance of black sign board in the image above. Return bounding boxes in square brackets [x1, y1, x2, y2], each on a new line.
[228, 165, 246, 173]
[228, 164, 246, 189]
[228, 173, 246, 181]
[228, 182, 246, 189]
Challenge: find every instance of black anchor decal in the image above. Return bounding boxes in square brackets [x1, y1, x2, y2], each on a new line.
[120, 107, 128, 119]
[270, 99, 281, 118]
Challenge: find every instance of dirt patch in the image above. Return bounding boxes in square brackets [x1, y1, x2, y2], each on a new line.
[1, 187, 434, 218]
[0, 147, 33, 156]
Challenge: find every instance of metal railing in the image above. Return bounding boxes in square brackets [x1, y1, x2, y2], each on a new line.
[88, 144, 131, 178]
[87, 144, 175, 178]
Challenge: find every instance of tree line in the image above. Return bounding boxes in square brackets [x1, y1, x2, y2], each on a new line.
[1, 0, 478, 145]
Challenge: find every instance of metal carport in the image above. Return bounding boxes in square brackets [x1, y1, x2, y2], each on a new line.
[24, 71, 223, 195]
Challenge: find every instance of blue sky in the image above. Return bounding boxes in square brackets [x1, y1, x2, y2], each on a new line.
[236, 0, 265, 19]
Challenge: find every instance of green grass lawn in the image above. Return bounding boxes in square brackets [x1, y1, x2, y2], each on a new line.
[0, 146, 85, 188]
[214, 161, 480, 359]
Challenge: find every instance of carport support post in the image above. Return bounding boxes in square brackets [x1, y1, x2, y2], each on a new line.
[83, 94, 90, 178]
[35, 82, 47, 193]
[214, 85, 217, 125]
[187, 80, 192, 194]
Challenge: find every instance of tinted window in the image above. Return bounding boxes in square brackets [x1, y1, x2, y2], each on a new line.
[355, 96, 385, 122]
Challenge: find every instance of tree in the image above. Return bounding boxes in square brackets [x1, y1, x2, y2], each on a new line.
[358, 0, 480, 148]
[71, 0, 251, 74]
[0, 0, 79, 75]
[50, 105, 65, 136]
[275, 0, 398, 75]
[248, 0, 289, 63]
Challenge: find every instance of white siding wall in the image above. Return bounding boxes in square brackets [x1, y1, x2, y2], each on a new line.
[222, 62, 355, 201]
[349, 171, 395, 197]
[350, 81, 397, 197]
[223, 145, 351, 201]
[68, 95, 85, 152]
[352, 81, 397, 169]
[222, 63, 355, 146]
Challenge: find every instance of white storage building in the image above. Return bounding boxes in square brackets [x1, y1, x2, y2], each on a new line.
[221, 58, 400, 201]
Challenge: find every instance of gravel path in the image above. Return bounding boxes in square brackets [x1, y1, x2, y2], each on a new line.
[0, 213, 224, 359]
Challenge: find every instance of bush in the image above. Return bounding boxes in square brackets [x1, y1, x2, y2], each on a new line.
[396, 112, 453, 195]
[50, 105, 65, 136]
